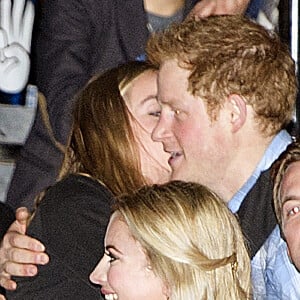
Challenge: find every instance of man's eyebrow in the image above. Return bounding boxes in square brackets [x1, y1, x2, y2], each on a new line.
[158, 98, 179, 105]
[105, 245, 123, 254]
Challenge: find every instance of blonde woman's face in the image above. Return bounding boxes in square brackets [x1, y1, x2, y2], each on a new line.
[89, 212, 168, 300]
[124, 70, 171, 184]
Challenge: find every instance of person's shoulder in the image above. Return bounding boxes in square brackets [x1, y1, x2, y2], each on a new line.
[28, 174, 113, 245]
[262, 227, 300, 298]
[39, 174, 114, 213]
[48, 173, 111, 195]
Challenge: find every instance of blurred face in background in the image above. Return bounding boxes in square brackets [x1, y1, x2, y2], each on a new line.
[279, 161, 300, 271]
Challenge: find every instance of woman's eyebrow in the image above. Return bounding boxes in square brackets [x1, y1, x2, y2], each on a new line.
[140, 94, 158, 105]
[106, 245, 123, 255]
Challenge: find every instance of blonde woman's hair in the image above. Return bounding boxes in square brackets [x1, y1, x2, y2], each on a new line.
[117, 181, 252, 299]
[147, 15, 297, 136]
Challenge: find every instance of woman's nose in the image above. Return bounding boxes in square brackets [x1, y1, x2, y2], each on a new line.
[89, 256, 108, 286]
[152, 115, 172, 143]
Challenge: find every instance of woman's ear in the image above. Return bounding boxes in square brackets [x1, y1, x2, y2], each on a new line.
[162, 283, 171, 299]
[227, 94, 247, 133]
[145, 265, 170, 299]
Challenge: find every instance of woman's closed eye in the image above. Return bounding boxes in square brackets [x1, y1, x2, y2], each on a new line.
[149, 110, 161, 117]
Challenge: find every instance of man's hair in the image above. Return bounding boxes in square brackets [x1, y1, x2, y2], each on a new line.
[117, 181, 252, 299]
[147, 15, 297, 136]
[272, 141, 300, 226]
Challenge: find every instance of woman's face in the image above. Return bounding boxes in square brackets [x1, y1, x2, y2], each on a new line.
[123, 70, 171, 184]
[89, 212, 168, 300]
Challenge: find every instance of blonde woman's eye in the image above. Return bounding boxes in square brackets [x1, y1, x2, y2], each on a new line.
[287, 206, 300, 217]
[105, 251, 118, 263]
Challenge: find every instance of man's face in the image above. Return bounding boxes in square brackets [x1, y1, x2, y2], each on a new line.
[152, 59, 232, 193]
[280, 161, 300, 271]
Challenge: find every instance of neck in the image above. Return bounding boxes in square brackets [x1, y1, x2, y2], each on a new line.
[215, 134, 274, 203]
[144, 0, 184, 16]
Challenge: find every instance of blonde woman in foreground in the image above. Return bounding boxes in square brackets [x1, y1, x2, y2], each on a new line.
[90, 181, 252, 299]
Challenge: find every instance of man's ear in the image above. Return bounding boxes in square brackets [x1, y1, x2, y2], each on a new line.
[227, 94, 247, 133]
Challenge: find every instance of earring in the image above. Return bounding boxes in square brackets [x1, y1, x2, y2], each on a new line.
[146, 265, 152, 271]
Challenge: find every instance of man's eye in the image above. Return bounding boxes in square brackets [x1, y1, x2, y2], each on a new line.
[287, 206, 300, 217]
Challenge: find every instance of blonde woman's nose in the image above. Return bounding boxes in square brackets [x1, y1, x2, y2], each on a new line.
[89, 256, 108, 286]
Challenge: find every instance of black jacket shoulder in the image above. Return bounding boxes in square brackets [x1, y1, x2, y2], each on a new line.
[7, 174, 114, 299]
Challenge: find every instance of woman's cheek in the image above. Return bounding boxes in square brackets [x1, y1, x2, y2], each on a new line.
[107, 267, 124, 292]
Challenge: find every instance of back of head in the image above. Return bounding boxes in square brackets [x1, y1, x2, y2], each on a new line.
[61, 61, 157, 195]
[147, 15, 297, 136]
[117, 181, 251, 299]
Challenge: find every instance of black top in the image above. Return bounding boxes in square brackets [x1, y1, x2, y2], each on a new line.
[6, 174, 114, 299]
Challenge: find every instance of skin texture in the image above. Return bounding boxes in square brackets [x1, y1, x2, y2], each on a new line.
[279, 161, 300, 271]
[90, 212, 168, 300]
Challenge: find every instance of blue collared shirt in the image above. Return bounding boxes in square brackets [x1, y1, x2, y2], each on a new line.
[229, 130, 292, 213]
[228, 130, 300, 299]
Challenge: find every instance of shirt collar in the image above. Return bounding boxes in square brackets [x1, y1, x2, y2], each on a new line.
[228, 130, 292, 213]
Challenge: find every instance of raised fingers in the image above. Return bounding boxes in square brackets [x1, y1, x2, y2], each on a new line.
[0, 28, 8, 49]
[21, 0, 34, 52]
[11, 0, 25, 45]
[0, 0, 35, 52]
[0, 0, 12, 38]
